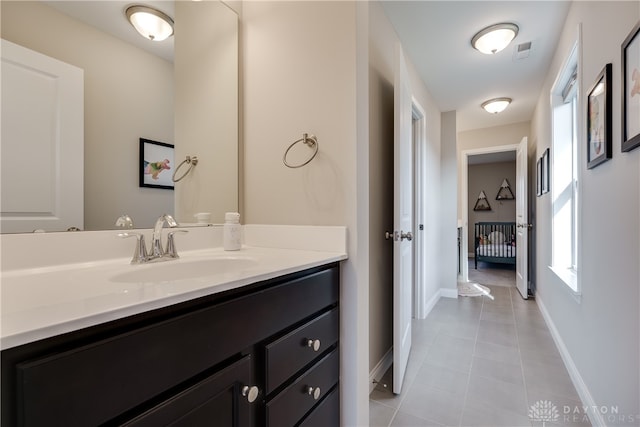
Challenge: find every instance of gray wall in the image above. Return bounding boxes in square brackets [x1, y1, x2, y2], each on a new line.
[467, 161, 516, 254]
[530, 1, 639, 421]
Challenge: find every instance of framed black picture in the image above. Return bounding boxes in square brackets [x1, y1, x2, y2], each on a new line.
[541, 148, 550, 195]
[622, 21, 640, 152]
[587, 63, 612, 168]
[536, 158, 542, 197]
[139, 138, 175, 189]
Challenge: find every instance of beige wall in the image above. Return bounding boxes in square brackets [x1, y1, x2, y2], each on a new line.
[440, 111, 458, 293]
[467, 161, 516, 254]
[531, 1, 639, 419]
[174, 1, 238, 225]
[242, 1, 356, 227]
[1, 1, 174, 230]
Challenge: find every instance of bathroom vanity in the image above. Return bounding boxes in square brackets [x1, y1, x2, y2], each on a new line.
[2, 263, 340, 426]
[1, 225, 347, 427]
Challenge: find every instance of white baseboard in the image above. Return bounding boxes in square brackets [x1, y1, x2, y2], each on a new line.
[369, 347, 393, 394]
[536, 296, 604, 427]
[440, 288, 458, 299]
[424, 290, 440, 316]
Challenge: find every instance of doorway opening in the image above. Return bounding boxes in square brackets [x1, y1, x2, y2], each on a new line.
[459, 144, 519, 285]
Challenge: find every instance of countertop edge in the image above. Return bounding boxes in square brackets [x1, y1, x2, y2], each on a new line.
[1, 251, 347, 350]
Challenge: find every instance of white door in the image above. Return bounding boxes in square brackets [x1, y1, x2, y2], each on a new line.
[392, 44, 413, 394]
[1, 39, 84, 233]
[515, 137, 529, 299]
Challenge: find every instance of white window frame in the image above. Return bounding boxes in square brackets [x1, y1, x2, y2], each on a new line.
[549, 28, 582, 299]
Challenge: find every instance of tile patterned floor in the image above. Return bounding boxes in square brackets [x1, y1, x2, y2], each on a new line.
[369, 263, 590, 427]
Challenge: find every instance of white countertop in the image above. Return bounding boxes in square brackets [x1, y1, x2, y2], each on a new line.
[1, 225, 347, 350]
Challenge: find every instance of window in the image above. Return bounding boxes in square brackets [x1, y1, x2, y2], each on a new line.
[550, 40, 580, 294]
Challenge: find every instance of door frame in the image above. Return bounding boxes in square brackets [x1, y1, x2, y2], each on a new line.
[412, 98, 427, 319]
[459, 144, 519, 283]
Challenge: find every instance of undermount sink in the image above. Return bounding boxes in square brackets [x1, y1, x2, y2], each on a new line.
[110, 256, 259, 283]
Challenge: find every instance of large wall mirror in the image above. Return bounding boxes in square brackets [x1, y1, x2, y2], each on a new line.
[1, 1, 238, 233]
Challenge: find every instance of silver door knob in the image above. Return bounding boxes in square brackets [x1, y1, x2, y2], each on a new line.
[400, 231, 413, 241]
[385, 231, 395, 240]
[241, 385, 259, 403]
[307, 339, 321, 352]
[306, 386, 321, 400]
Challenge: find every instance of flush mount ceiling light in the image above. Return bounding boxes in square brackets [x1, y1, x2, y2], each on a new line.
[126, 5, 174, 41]
[471, 23, 519, 54]
[481, 97, 512, 114]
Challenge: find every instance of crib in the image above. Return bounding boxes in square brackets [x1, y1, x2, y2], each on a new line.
[474, 222, 516, 269]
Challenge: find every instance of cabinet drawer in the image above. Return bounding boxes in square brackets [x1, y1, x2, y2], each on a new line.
[123, 355, 254, 427]
[266, 349, 339, 427]
[265, 308, 338, 394]
[15, 266, 338, 427]
[298, 387, 339, 427]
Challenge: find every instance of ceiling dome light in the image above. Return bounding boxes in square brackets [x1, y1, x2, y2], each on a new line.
[126, 5, 174, 41]
[471, 23, 519, 55]
[482, 97, 512, 114]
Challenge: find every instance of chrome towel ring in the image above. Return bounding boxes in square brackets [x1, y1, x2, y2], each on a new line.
[283, 133, 319, 168]
[172, 155, 198, 182]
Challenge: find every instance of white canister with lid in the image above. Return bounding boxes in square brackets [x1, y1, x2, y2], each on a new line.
[223, 212, 241, 250]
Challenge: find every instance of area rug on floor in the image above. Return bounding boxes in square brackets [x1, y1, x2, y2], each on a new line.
[457, 282, 491, 297]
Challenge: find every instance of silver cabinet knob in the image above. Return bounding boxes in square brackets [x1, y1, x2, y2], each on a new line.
[306, 386, 321, 400]
[241, 385, 259, 403]
[400, 231, 413, 241]
[306, 339, 321, 352]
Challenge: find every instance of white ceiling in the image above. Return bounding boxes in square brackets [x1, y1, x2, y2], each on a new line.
[381, 1, 571, 132]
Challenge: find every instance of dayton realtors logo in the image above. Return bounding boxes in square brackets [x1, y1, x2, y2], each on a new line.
[529, 400, 560, 425]
[529, 400, 639, 425]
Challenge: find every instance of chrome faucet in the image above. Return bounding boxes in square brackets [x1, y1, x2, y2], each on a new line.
[151, 214, 178, 258]
[119, 214, 187, 264]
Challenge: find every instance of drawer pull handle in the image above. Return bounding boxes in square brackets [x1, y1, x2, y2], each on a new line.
[306, 386, 321, 400]
[307, 339, 321, 352]
[241, 385, 259, 403]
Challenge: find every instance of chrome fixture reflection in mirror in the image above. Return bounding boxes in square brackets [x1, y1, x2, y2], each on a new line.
[126, 5, 174, 41]
[471, 23, 519, 55]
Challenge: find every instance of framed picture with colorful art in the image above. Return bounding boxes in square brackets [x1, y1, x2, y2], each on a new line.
[622, 21, 640, 152]
[587, 63, 612, 169]
[139, 138, 175, 189]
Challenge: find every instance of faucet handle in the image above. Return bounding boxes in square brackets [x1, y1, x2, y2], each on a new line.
[118, 232, 148, 264]
[166, 230, 188, 258]
[115, 214, 134, 229]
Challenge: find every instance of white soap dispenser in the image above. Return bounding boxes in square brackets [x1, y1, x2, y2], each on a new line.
[223, 212, 241, 251]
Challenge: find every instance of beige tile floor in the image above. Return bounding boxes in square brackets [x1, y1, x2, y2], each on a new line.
[369, 262, 590, 427]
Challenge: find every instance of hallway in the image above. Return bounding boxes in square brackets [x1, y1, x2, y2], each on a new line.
[369, 273, 590, 426]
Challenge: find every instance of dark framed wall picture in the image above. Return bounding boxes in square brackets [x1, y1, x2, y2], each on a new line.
[541, 148, 550, 194]
[536, 157, 542, 197]
[139, 138, 175, 189]
[587, 63, 612, 168]
[622, 21, 640, 152]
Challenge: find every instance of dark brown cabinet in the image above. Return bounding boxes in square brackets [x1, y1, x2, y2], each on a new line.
[2, 263, 340, 427]
[123, 355, 255, 427]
